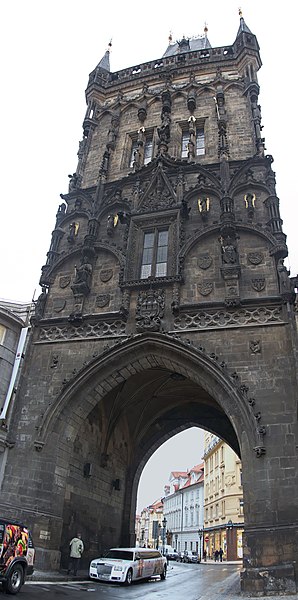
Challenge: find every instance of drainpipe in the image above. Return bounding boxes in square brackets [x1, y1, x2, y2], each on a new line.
[0, 327, 29, 421]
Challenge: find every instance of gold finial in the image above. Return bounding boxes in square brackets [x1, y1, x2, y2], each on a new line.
[169, 31, 173, 44]
[238, 7, 243, 17]
[204, 22, 208, 36]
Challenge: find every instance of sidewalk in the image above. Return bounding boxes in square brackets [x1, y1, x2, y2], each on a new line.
[28, 566, 298, 599]
[28, 569, 89, 582]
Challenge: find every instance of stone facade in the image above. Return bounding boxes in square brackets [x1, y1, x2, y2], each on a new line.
[0, 14, 297, 595]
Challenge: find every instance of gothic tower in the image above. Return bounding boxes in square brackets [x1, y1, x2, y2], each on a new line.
[1, 12, 297, 595]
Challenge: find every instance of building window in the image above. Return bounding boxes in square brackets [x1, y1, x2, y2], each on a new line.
[196, 127, 205, 155]
[144, 137, 153, 165]
[181, 127, 205, 158]
[181, 131, 189, 158]
[221, 446, 224, 463]
[140, 229, 168, 279]
[129, 140, 138, 167]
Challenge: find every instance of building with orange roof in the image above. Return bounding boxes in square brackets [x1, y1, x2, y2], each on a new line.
[163, 463, 204, 557]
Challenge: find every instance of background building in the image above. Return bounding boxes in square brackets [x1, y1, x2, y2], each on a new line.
[203, 432, 243, 560]
[163, 464, 204, 557]
[136, 498, 163, 548]
[0, 299, 33, 482]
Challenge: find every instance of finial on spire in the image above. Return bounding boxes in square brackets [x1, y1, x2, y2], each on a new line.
[169, 31, 173, 44]
[238, 7, 243, 18]
[107, 39, 112, 51]
[204, 22, 208, 37]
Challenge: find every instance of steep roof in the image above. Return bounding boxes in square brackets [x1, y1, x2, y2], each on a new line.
[163, 27, 211, 58]
[236, 8, 252, 37]
[95, 41, 112, 72]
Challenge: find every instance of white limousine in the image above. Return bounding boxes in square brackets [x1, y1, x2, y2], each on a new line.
[89, 547, 167, 585]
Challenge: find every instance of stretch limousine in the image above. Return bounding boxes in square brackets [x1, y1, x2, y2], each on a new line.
[89, 547, 167, 585]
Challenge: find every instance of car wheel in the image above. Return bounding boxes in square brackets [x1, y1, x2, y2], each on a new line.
[124, 568, 133, 586]
[5, 565, 24, 595]
[160, 565, 167, 580]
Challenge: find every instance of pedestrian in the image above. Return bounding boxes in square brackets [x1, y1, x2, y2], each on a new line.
[67, 533, 84, 576]
[203, 549, 207, 562]
[214, 549, 219, 562]
[219, 547, 223, 562]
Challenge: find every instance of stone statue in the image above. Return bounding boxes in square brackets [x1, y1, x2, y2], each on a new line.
[67, 222, 79, 243]
[277, 259, 291, 293]
[221, 236, 237, 264]
[68, 173, 79, 192]
[71, 259, 92, 296]
[34, 287, 48, 320]
[157, 112, 171, 144]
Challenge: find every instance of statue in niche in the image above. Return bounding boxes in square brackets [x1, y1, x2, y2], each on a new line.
[107, 214, 118, 236]
[198, 196, 210, 214]
[157, 111, 171, 144]
[67, 222, 79, 243]
[244, 193, 256, 220]
[220, 236, 238, 264]
[71, 258, 92, 296]
[107, 114, 120, 149]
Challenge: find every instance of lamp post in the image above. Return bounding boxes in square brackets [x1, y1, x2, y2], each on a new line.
[157, 523, 161, 550]
[227, 519, 233, 561]
[162, 517, 167, 556]
[175, 533, 178, 551]
[198, 528, 203, 562]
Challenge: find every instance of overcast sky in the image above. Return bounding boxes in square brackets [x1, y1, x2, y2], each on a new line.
[1, 1, 297, 511]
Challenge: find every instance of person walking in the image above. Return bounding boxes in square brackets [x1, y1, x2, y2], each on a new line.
[67, 533, 84, 576]
[219, 547, 223, 562]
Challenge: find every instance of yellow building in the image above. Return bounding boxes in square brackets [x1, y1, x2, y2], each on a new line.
[203, 432, 243, 561]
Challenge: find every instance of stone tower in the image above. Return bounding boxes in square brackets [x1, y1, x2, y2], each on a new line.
[1, 12, 297, 595]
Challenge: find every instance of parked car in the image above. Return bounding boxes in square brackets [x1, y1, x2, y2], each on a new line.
[182, 551, 199, 563]
[0, 519, 35, 594]
[167, 548, 179, 561]
[89, 547, 167, 585]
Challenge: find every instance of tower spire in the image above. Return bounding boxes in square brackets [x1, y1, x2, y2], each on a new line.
[236, 7, 252, 36]
[96, 39, 112, 72]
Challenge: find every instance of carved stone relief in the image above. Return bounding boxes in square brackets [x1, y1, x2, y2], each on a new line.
[95, 294, 110, 308]
[197, 282, 213, 296]
[59, 275, 71, 288]
[198, 254, 213, 270]
[53, 298, 66, 313]
[251, 278, 265, 292]
[100, 269, 113, 282]
[136, 289, 165, 332]
[247, 252, 263, 265]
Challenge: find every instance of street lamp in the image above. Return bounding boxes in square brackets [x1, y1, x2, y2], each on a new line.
[198, 528, 203, 562]
[227, 520, 233, 561]
[162, 517, 167, 556]
[175, 533, 178, 551]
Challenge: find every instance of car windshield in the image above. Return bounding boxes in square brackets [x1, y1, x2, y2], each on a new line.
[104, 550, 134, 561]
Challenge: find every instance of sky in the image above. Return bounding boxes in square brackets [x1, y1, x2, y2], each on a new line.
[1, 1, 297, 510]
[136, 427, 204, 513]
